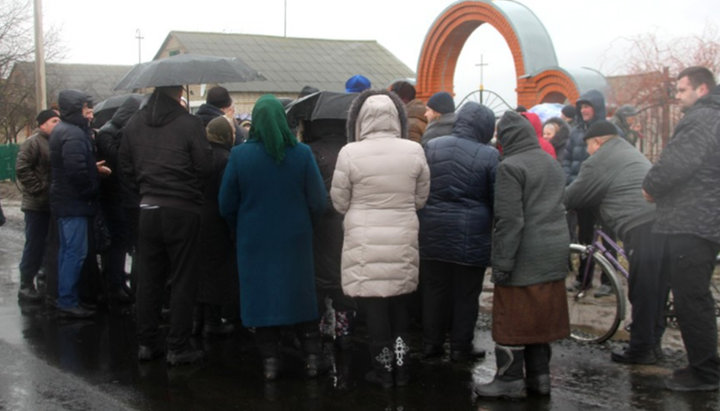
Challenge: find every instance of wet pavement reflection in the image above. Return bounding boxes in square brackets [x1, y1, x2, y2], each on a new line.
[1, 207, 719, 410]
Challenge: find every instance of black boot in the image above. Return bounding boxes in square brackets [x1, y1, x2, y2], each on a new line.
[203, 304, 234, 337]
[525, 343, 551, 395]
[301, 326, 323, 378]
[394, 336, 410, 386]
[366, 344, 394, 389]
[474, 345, 526, 399]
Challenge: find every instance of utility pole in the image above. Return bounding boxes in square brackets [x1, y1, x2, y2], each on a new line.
[33, 0, 47, 111]
[475, 54, 488, 104]
[283, 0, 287, 37]
[135, 29, 144, 63]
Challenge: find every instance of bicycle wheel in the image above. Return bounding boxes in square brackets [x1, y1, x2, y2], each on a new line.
[566, 244, 626, 343]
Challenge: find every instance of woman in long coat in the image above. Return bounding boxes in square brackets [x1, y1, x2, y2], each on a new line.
[195, 116, 238, 336]
[474, 110, 569, 399]
[331, 89, 430, 388]
[218, 94, 327, 380]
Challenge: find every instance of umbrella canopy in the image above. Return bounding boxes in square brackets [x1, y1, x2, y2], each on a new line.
[529, 102, 564, 124]
[285, 91, 357, 124]
[114, 54, 264, 90]
[92, 93, 145, 128]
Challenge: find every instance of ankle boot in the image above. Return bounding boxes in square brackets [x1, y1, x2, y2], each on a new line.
[366, 344, 394, 389]
[525, 343, 552, 395]
[394, 336, 410, 386]
[474, 345, 527, 399]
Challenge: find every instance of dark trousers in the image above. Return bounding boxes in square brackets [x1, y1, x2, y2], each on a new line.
[100, 202, 131, 288]
[356, 294, 410, 348]
[255, 321, 321, 358]
[136, 207, 200, 352]
[19, 210, 50, 286]
[624, 222, 668, 349]
[663, 234, 720, 382]
[421, 260, 485, 352]
[569, 209, 613, 285]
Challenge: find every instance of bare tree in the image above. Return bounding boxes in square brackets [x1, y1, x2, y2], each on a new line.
[0, 0, 63, 143]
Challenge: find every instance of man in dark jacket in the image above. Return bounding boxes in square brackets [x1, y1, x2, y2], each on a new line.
[562, 89, 615, 296]
[16, 109, 60, 302]
[565, 120, 666, 365]
[95, 95, 143, 305]
[195, 86, 245, 143]
[419, 102, 498, 362]
[421, 91, 455, 146]
[643, 66, 720, 392]
[49, 90, 105, 318]
[120, 85, 212, 366]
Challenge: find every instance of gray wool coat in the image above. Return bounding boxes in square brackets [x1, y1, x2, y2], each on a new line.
[492, 111, 569, 286]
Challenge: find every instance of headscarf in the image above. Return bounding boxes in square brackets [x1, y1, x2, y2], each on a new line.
[249, 94, 297, 163]
[206, 116, 234, 149]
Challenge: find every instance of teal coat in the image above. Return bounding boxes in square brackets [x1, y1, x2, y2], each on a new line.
[218, 141, 327, 327]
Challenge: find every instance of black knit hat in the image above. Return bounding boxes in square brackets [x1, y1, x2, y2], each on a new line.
[427, 91, 455, 114]
[206, 86, 232, 108]
[36, 109, 59, 126]
[584, 120, 617, 140]
[561, 104, 576, 119]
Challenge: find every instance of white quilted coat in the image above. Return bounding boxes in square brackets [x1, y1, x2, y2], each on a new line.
[331, 94, 430, 297]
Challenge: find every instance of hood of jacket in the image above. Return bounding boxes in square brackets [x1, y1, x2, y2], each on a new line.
[497, 110, 540, 156]
[451, 102, 495, 144]
[520, 111, 543, 138]
[58, 89, 92, 129]
[346, 89, 407, 142]
[109, 95, 143, 129]
[140, 88, 186, 128]
[575, 89, 607, 126]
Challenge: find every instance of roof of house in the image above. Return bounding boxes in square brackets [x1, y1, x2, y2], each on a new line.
[158, 31, 415, 94]
[11, 62, 133, 104]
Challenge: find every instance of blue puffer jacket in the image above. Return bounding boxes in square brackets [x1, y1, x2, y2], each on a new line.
[419, 102, 499, 267]
[562, 89, 607, 184]
[49, 89, 98, 217]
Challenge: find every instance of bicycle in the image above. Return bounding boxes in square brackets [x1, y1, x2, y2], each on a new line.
[566, 228, 627, 343]
[567, 229, 720, 344]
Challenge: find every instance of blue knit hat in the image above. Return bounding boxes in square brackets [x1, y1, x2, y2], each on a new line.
[345, 75, 371, 93]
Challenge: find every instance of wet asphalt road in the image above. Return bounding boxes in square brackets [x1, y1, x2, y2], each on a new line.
[0, 200, 719, 411]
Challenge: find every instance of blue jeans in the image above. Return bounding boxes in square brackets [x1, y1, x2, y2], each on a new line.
[57, 217, 88, 309]
[19, 210, 50, 286]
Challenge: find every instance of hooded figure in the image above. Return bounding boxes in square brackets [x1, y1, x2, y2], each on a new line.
[418, 102, 499, 362]
[48, 89, 99, 317]
[218, 94, 327, 380]
[95, 94, 143, 303]
[474, 110, 569, 400]
[562, 89, 607, 184]
[330, 89, 430, 388]
[194, 116, 239, 337]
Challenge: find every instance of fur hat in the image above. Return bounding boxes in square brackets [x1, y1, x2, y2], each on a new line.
[427, 92, 455, 114]
[584, 120, 617, 140]
[206, 86, 232, 108]
[345, 75, 371, 93]
[36, 109, 59, 126]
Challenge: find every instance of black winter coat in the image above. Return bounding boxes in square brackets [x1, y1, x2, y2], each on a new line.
[197, 141, 238, 304]
[95, 96, 142, 208]
[419, 102, 499, 267]
[562, 89, 607, 184]
[643, 86, 720, 244]
[119, 90, 212, 213]
[16, 130, 51, 211]
[49, 90, 98, 217]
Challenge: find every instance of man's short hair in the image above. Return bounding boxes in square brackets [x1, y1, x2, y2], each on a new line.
[677, 66, 716, 90]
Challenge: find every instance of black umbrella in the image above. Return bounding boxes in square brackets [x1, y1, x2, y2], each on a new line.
[114, 54, 264, 90]
[285, 91, 357, 124]
[92, 93, 145, 128]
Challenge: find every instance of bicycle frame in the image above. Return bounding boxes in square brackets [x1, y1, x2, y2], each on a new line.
[588, 229, 628, 280]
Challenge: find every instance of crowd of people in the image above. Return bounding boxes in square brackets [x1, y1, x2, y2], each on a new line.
[7, 65, 720, 398]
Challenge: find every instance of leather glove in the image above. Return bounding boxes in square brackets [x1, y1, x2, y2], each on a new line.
[491, 269, 511, 285]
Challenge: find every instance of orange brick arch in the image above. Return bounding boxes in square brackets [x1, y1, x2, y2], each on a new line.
[416, 1, 578, 108]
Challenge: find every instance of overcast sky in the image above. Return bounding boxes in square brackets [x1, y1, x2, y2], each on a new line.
[42, 0, 717, 107]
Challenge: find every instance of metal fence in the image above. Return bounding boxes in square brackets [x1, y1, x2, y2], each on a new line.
[0, 144, 19, 182]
